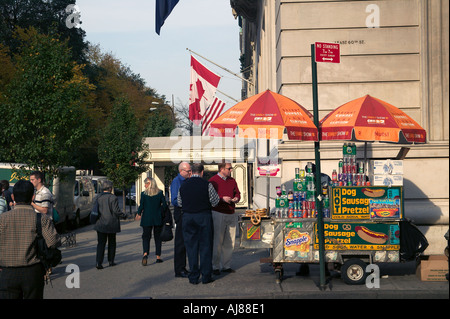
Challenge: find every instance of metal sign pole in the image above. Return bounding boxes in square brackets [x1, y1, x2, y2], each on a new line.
[311, 44, 327, 290]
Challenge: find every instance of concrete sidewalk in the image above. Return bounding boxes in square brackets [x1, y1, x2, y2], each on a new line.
[44, 219, 449, 299]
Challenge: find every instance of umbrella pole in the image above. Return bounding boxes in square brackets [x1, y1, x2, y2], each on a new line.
[266, 138, 270, 210]
[364, 141, 368, 178]
[311, 44, 327, 290]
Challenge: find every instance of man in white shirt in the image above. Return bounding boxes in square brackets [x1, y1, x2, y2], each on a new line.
[29, 171, 53, 218]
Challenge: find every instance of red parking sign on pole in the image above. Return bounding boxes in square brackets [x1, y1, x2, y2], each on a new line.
[315, 42, 340, 63]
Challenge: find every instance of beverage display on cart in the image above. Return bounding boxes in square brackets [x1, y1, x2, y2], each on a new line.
[238, 142, 419, 285]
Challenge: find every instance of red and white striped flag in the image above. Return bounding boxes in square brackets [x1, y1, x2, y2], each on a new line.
[189, 55, 221, 121]
[202, 97, 225, 136]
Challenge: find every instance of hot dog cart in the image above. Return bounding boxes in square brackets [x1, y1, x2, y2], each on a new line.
[239, 185, 406, 285]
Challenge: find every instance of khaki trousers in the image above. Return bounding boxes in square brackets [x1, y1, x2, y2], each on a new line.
[212, 210, 236, 270]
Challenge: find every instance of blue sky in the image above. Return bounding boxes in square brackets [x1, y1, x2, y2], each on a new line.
[76, 0, 242, 109]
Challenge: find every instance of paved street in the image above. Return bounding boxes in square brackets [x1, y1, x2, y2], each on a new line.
[43, 216, 448, 300]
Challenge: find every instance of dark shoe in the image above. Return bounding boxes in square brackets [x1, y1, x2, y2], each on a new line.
[222, 268, 235, 273]
[189, 279, 199, 285]
[109, 262, 117, 267]
[213, 269, 221, 275]
[156, 258, 163, 263]
[96, 264, 103, 270]
[142, 255, 148, 266]
[175, 271, 189, 278]
[202, 278, 215, 284]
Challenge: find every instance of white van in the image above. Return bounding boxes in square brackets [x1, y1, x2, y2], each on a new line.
[74, 172, 95, 226]
[91, 176, 110, 195]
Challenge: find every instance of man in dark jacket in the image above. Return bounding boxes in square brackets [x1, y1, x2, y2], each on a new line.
[177, 163, 219, 284]
[93, 180, 124, 269]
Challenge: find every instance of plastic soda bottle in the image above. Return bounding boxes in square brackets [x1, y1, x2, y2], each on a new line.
[299, 169, 305, 179]
[288, 189, 294, 202]
[332, 169, 337, 182]
[351, 142, 356, 156]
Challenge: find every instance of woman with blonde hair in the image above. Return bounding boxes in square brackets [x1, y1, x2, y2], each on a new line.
[135, 177, 168, 265]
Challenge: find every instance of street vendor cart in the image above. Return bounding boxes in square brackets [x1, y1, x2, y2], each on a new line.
[240, 184, 427, 285]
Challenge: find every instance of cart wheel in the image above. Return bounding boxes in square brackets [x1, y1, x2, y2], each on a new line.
[341, 258, 367, 285]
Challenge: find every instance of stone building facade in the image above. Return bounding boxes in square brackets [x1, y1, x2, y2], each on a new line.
[231, 0, 449, 254]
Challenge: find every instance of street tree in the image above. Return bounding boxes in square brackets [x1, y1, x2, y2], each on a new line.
[144, 105, 176, 137]
[98, 97, 149, 212]
[0, 0, 88, 64]
[0, 27, 93, 181]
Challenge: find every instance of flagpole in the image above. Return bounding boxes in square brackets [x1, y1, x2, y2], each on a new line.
[186, 48, 254, 87]
[216, 89, 239, 103]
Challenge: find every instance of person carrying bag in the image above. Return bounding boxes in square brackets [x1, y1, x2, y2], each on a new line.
[135, 177, 168, 266]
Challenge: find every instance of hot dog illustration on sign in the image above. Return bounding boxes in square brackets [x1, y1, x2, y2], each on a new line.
[355, 226, 389, 244]
[362, 188, 386, 198]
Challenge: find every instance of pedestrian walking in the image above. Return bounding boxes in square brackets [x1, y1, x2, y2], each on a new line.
[135, 177, 168, 265]
[178, 163, 219, 284]
[93, 180, 124, 269]
[29, 171, 53, 217]
[0, 180, 60, 299]
[209, 162, 241, 275]
[170, 162, 191, 278]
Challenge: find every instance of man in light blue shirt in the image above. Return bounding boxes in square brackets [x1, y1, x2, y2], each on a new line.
[170, 162, 191, 278]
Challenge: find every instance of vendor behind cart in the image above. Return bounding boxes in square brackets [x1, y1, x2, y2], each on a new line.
[308, 163, 331, 187]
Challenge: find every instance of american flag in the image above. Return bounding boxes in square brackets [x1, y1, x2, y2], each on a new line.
[202, 97, 225, 136]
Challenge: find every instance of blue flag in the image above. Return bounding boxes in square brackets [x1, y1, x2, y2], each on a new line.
[155, 0, 180, 35]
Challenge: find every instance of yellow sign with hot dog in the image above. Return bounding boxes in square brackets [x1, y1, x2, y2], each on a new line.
[331, 186, 403, 220]
[314, 222, 400, 251]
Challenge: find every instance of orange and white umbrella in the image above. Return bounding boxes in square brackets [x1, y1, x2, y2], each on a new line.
[320, 95, 426, 143]
[209, 90, 318, 141]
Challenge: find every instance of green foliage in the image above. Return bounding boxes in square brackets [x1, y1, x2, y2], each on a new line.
[0, 27, 92, 179]
[0, 0, 88, 63]
[144, 107, 175, 137]
[98, 98, 149, 193]
[0, 1, 172, 176]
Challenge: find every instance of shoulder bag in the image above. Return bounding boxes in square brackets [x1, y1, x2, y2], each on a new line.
[160, 201, 173, 242]
[90, 194, 104, 224]
[36, 213, 62, 270]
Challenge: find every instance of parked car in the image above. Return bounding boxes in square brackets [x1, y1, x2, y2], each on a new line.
[126, 184, 136, 206]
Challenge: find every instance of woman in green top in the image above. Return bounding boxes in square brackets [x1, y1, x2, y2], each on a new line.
[135, 177, 168, 265]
